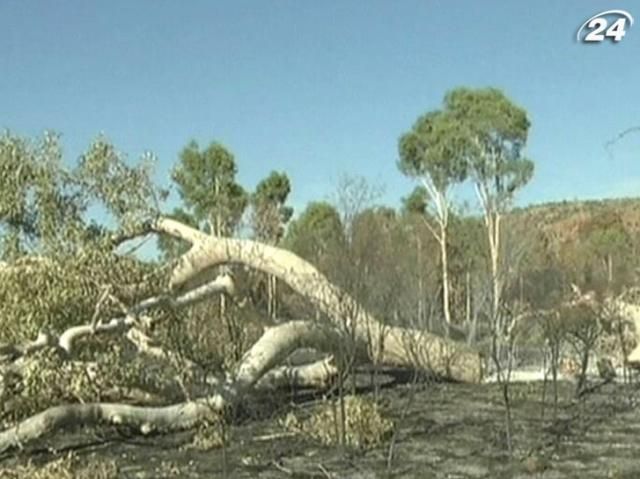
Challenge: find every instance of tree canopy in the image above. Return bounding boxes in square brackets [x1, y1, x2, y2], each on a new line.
[172, 141, 248, 237]
[251, 171, 293, 243]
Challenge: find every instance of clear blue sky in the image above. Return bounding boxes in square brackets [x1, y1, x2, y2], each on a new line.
[2, 0, 639, 216]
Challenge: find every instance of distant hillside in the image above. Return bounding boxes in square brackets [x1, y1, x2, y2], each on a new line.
[511, 197, 640, 243]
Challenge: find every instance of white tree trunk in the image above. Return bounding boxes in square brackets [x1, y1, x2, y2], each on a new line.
[0, 217, 485, 453]
[0, 319, 348, 453]
[155, 218, 484, 383]
[0, 399, 227, 454]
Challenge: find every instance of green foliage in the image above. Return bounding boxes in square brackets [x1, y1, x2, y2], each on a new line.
[11, 343, 177, 422]
[401, 186, 428, 216]
[0, 132, 86, 258]
[284, 201, 345, 263]
[76, 136, 164, 233]
[399, 87, 533, 206]
[444, 87, 534, 204]
[251, 171, 293, 243]
[0, 132, 182, 426]
[0, 132, 165, 259]
[398, 110, 469, 190]
[0, 249, 162, 344]
[172, 141, 248, 236]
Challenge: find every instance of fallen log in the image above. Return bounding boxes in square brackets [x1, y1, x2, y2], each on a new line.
[0, 216, 485, 454]
[155, 217, 484, 383]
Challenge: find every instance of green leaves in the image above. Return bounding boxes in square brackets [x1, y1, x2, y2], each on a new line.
[0, 250, 158, 345]
[444, 87, 530, 144]
[398, 110, 469, 191]
[172, 141, 248, 236]
[76, 137, 163, 231]
[444, 87, 533, 203]
[399, 87, 533, 208]
[284, 202, 345, 262]
[0, 131, 167, 260]
[251, 171, 293, 243]
[0, 132, 87, 258]
[402, 186, 429, 216]
[0, 134, 33, 228]
[0, 132, 164, 345]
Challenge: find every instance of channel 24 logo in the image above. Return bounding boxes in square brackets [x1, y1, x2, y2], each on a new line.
[576, 9, 634, 43]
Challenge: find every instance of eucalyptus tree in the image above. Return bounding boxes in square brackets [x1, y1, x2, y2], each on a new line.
[0, 132, 165, 345]
[250, 171, 293, 318]
[0, 132, 84, 258]
[251, 171, 293, 243]
[0, 131, 163, 259]
[398, 110, 468, 332]
[579, 210, 631, 288]
[171, 140, 248, 333]
[284, 201, 345, 269]
[171, 141, 248, 237]
[0, 133, 489, 456]
[445, 87, 534, 327]
[396, 88, 532, 450]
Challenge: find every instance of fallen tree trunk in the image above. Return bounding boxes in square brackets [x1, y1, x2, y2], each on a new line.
[0, 319, 352, 453]
[0, 397, 227, 454]
[0, 217, 485, 454]
[257, 356, 338, 390]
[155, 218, 484, 383]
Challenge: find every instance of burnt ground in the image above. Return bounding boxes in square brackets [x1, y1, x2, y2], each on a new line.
[3, 374, 640, 478]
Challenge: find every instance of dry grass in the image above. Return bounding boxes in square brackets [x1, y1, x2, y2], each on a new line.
[0, 452, 118, 479]
[281, 395, 394, 449]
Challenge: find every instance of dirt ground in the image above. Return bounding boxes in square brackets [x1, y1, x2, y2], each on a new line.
[3, 374, 640, 478]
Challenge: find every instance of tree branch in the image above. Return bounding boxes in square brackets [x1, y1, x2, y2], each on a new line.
[155, 217, 484, 383]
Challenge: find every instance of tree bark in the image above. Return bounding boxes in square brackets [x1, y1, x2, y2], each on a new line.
[440, 224, 452, 331]
[0, 399, 227, 454]
[0, 216, 485, 454]
[0, 319, 351, 453]
[155, 217, 484, 383]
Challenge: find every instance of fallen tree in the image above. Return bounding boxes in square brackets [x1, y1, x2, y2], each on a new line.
[0, 216, 484, 454]
[157, 217, 484, 382]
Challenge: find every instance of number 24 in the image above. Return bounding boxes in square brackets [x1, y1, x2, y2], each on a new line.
[585, 17, 627, 42]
